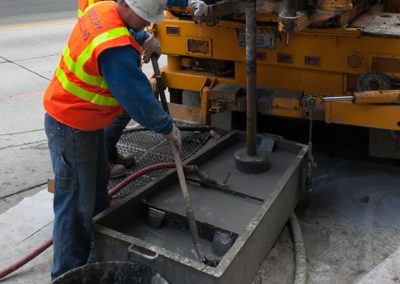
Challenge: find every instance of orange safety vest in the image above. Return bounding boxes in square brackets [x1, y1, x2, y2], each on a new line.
[78, 0, 110, 18]
[44, 1, 141, 131]
[78, 0, 96, 18]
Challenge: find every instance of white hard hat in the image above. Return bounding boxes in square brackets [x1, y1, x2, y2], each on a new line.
[124, 0, 165, 23]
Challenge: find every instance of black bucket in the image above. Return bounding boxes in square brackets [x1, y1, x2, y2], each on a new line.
[52, 261, 170, 284]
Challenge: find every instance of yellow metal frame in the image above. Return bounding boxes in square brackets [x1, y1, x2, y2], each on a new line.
[155, 12, 400, 131]
[325, 102, 400, 130]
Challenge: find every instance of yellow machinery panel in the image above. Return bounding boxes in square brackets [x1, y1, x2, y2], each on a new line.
[325, 102, 400, 130]
[154, 5, 400, 131]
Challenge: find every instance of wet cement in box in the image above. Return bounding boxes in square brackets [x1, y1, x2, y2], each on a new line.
[105, 124, 220, 261]
[146, 143, 297, 233]
[103, 128, 301, 262]
[107, 122, 212, 199]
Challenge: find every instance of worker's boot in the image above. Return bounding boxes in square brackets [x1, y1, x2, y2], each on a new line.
[109, 163, 126, 179]
[111, 152, 136, 169]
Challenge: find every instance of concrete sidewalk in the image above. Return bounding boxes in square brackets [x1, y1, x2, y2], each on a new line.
[0, 21, 72, 205]
[0, 20, 74, 283]
[0, 188, 53, 284]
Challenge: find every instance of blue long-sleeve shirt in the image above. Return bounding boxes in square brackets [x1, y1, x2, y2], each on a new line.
[98, 46, 172, 134]
[97, 0, 189, 134]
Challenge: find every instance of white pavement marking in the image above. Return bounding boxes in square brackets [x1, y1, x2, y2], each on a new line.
[0, 18, 75, 31]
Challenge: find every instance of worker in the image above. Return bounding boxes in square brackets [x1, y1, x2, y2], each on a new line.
[43, 0, 181, 279]
[77, 0, 210, 179]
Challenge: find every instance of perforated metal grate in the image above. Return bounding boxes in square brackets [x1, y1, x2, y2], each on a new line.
[372, 56, 400, 77]
[108, 124, 211, 199]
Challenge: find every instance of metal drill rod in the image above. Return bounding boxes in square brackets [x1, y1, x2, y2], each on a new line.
[284, 0, 297, 17]
[151, 52, 212, 265]
[152, 52, 215, 265]
[246, 0, 257, 156]
[171, 144, 208, 264]
[151, 54, 170, 114]
[321, 96, 354, 102]
[323, 90, 400, 104]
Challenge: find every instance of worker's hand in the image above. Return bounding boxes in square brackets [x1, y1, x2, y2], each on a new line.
[164, 124, 182, 153]
[188, 0, 209, 17]
[142, 35, 161, 64]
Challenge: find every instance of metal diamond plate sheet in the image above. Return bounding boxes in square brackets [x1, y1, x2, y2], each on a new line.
[108, 125, 211, 199]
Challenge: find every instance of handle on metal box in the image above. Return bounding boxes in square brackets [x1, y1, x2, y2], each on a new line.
[128, 244, 159, 261]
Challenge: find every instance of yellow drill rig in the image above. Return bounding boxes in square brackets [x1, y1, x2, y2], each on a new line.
[152, 0, 400, 156]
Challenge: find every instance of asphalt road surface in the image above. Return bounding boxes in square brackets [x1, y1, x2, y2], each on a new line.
[0, 0, 76, 26]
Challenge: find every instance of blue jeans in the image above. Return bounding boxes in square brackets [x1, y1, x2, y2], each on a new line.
[44, 114, 110, 279]
[104, 112, 131, 161]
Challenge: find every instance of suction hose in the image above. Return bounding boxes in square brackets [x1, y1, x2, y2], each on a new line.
[0, 162, 186, 280]
[290, 213, 307, 284]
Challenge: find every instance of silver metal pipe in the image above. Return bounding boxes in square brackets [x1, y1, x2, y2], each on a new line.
[322, 96, 354, 102]
[246, 0, 257, 156]
[284, 0, 296, 17]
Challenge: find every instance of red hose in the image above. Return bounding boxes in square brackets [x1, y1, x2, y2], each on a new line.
[107, 162, 187, 196]
[0, 239, 54, 279]
[0, 162, 186, 280]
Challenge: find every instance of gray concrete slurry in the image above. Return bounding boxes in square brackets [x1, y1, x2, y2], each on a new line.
[148, 142, 299, 234]
[198, 144, 297, 200]
[149, 182, 261, 234]
[119, 139, 301, 266]
[123, 219, 218, 261]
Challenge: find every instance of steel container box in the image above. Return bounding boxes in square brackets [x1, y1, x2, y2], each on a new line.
[94, 131, 308, 284]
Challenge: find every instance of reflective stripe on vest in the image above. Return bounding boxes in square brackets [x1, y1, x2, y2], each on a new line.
[61, 27, 132, 89]
[55, 67, 118, 106]
[78, 0, 97, 18]
[56, 27, 133, 106]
